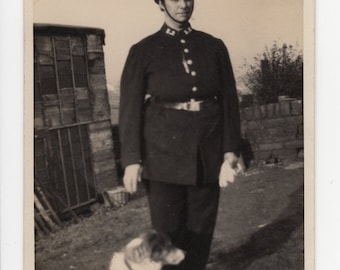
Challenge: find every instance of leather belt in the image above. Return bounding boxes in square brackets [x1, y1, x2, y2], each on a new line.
[149, 96, 218, 112]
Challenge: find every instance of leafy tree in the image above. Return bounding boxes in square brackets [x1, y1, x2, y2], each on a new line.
[241, 42, 303, 105]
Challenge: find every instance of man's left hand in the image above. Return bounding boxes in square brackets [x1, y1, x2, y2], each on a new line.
[219, 152, 243, 188]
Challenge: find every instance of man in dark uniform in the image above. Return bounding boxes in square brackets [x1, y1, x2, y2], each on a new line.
[119, 0, 242, 269]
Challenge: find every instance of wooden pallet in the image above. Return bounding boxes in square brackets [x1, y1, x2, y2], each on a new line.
[34, 186, 62, 237]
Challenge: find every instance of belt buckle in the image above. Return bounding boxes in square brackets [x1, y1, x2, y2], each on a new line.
[188, 99, 200, 111]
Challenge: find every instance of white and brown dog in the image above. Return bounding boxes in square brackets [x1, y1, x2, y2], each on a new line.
[109, 231, 185, 270]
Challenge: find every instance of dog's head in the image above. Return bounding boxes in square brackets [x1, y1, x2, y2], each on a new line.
[124, 231, 185, 266]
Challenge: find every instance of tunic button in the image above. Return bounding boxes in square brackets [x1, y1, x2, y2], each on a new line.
[187, 59, 193, 65]
[192, 86, 198, 92]
[180, 39, 186, 44]
[184, 48, 189, 53]
[191, 71, 197, 76]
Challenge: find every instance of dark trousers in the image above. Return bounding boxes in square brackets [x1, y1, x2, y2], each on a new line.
[144, 180, 220, 270]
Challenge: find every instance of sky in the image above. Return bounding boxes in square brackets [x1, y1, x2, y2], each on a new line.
[33, 0, 303, 93]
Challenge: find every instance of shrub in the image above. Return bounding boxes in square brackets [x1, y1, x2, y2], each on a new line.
[241, 42, 303, 105]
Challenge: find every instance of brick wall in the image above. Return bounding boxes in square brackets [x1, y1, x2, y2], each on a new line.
[240, 100, 303, 163]
[110, 98, 304, 173]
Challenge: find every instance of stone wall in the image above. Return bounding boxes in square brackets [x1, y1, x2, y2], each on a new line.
[240, 100, 303, 163]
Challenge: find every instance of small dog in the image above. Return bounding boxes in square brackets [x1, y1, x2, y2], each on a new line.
[109, 231, 185, 270]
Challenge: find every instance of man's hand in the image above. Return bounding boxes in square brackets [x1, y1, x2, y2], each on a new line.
[219, 152, 242, 188]
[123, 164, 143, 194]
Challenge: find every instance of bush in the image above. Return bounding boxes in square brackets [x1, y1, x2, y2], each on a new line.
[241, 42, 303, 105]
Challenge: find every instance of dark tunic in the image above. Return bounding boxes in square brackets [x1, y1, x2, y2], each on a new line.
[119, 24, 241, 185]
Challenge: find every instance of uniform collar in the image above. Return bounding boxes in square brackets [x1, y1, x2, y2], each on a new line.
[161, 23, 193, 37]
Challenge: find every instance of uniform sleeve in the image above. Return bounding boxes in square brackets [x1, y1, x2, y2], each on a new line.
[216, 39, 241, 154]
[119, 45, 146, 168]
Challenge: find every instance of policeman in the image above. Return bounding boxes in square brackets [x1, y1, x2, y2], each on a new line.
[119, 0, 242, 269]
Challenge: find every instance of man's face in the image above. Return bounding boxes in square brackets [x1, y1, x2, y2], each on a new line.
[161, 0, 194, 23]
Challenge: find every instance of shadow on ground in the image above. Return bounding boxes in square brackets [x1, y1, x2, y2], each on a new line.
[208, 183, 304, 270]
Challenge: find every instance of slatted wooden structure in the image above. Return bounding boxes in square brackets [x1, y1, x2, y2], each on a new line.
[34, 24, 118, 218]
[34, 185, 62, 236]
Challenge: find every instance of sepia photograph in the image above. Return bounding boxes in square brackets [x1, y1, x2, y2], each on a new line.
[27, 0, 312, 269]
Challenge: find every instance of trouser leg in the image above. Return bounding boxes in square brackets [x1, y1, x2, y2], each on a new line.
[144, 180, 220, 270]
[185, 184, 220, 270]
[144, 180, 187, 270]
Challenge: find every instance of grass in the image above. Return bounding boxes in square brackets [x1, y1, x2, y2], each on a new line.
[35, 164, 304, 270]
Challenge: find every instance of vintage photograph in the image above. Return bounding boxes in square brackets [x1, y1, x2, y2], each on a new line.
[31, 0, 310, 269]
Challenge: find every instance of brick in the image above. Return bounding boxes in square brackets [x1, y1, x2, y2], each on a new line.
[280, 101, 291, 116]
[291, 100, 303, 115]
[263, 118, 285, 128]
[243, 130, 261, 142]
[297, 148, 304, 158]
[284, 140, 304, 149]
[241, 121, 248, 133]
[296, 123, 304, 138]
[258, 136, 275, 144]
[89, 74, 107, 89]
[253, 150, 273, 161]
[254, 106, 262, 119]
[243, 107, 254, 121]
[273, 135, 297, 143]
[260, 134, 296, 144]
[272, 148, 298, 159]
[258, 143, 283, 151]
[263, 127, 284, 137]
[275, 103, 281, 117]
[247, 120, 261, 130]
[266, 103, 276, 118]
[282, 122, 298, 135]
[260, 105, 267, 118]
[285, 115, 303, 126]
[239, 108, 246, 121]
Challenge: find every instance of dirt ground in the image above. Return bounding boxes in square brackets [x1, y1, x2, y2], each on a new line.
[35, 161, 304, 270]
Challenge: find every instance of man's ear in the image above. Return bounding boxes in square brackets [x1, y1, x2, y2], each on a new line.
[158, 0, 165, 11]
[124, 238, 150, 263]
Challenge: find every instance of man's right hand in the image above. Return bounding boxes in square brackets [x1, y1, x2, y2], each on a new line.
[123, 164, 143, 194]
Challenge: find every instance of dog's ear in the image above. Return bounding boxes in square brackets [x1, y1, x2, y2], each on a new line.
[147, 232, 172, 262]
[124, 238, 150, 263]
